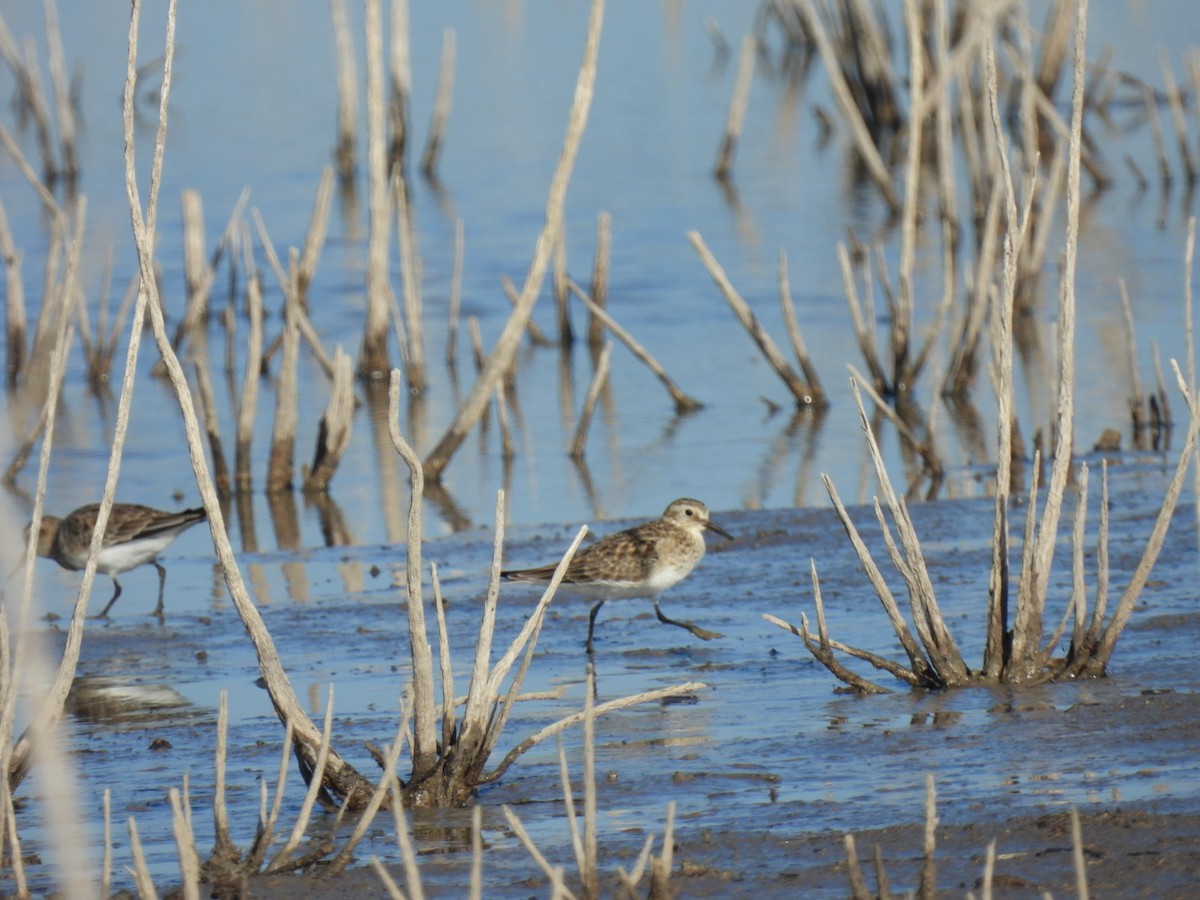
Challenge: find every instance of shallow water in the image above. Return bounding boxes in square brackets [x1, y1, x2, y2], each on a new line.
[2, 0, 1200, 895]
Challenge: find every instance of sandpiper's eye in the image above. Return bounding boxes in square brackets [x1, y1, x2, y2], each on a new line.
[685, 508, 694, 516]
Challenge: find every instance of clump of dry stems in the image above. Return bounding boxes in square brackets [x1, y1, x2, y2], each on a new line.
[767, 0, 1200, 691]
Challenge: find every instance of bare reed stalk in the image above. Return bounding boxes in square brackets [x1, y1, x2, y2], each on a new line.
[836, 242, 888, 393]
[1160, 52, 1196, 185]
[360, 0, 393, 377]
[570, 341, 612, 459]
[298, 166, 334, 304]
[420, 28, 456, 177]
[304, 346, 356, 491]
[0, 118, 61, 218]
[423, 0, 605, 482]
[0, 195, 26, 384]
[235, 270, 264, 491]
[586, 211, 611, 352]
[127, 819, 155, 899]
[446, 217, 464, 365]
[265, 295, 299, 492]
[387, 371, 439, 780]
[174, 189, 210, 351]
[567, 280, 701, 412]
[330, 0, 357, 179]
[394, 172, 426, 391]
[193, 360, 232, 496]
[41, 0, 76, 182]
[1009, 0, 1088, 680]
[553, 225, 573, 346]
[778, 249, 827, 408]
[1117, 279, 1146, 433]
[118, 0, 378, 808]
[713, 34, 755, 180]
[843, 835, 870, 900]
[170, 788, 201, 900]
[689, 231, 818, 407]
[1144, 83, 1172, 187]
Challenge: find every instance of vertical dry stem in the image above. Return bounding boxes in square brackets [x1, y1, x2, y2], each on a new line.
[420, 29, 456, 177]
[360, 0, 392, 377]
[713, 35, 755, 180]
[586, 211, 611, 352]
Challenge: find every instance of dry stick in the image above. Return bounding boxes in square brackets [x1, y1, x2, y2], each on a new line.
[430, 565, 456, 753]
[648, 803, 675, 896]
[120, 0, 375, 808]
[777, 249, 827, 408]
[370, 856, 406, 900]
[304, 346, 356, 491]
[501, 274, 553, 347]
[1160, 51, 1196, 185]
[2, 787, 27, 897]
[211, 692, 235, 863]
[386, 371, 439, 779]
[1144, 82, 1172, 186]
[581, 671, 599, 899]
[295, 166, 334, 304]
[982, 36, 1027, 679]
[892, 0, 924, 393]
[792, 1, 900, 212]
[689, 231, 818, 406]
[446, 217, 464, 365]
[127, 818, 156, 900]
[1053, 462, 1089, 659]
[836, 242, 888, 393]
[360, 0, 392, 377]
[169, 788, 202, 900]
[235, 271, 264, 491]
[330, 0, 357, 179]
[0, 117, 63, 219]
[194, 360, 232, 496]
[567, 280, 701, 412]
[553, 226, 573, 347]
[557, 739, 585, 892]
[102, 789, 113, 898]
[570, 341, 612, 459]
[420, 28, 456, 177]
[586, 211, 611, 351]
[918, 774, 938, 899]
[266, 293, 299, 492]
[844, 835, 872, 900]
[1079, 461, 1110, 654]
[1071, 807, 1090, 900]
[1117, 279, 1144, 430]
[469, 804, 483, 900]
[713, 34, 755, 180]
[394, 172, 426, 392]
[1013, 0, 1088, 680]
[423, 0, 605, 482]
[0, 191, 27, 384]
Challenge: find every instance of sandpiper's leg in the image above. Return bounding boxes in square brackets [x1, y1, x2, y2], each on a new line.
[586, 600, 606, 654]
[151, 560, 168, 617]
[96, 577, 124, 618]
[653, 600, 724, 641]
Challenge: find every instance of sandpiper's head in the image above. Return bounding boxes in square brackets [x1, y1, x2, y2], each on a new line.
[23, 516, 62, 559]
[662, 498, 733, 540]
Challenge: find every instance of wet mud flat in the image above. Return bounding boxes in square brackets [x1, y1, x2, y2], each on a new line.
[27, 488, 1200, 896]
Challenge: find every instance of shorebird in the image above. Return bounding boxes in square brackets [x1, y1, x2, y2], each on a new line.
[501, 498, 733, 653]
[25, 503, 207, 617]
